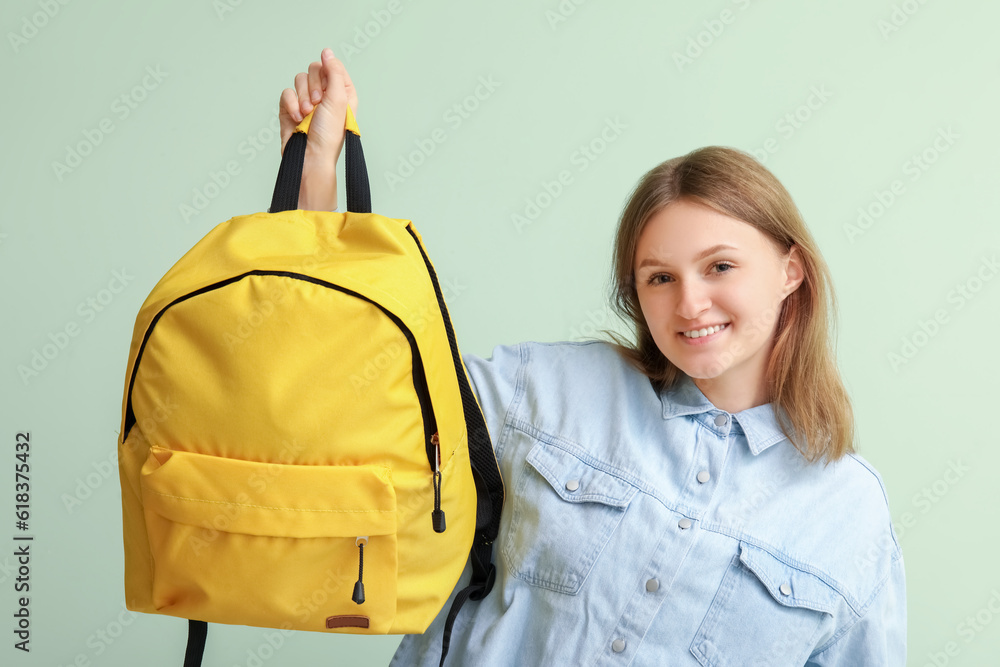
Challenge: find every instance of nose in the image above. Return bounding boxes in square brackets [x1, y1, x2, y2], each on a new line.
[676, 281, 712, 321]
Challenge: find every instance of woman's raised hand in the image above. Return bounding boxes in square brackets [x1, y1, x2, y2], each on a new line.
[278, 48, 358, 211]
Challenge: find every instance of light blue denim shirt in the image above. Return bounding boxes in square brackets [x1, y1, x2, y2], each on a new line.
[390, 340, 906, 666]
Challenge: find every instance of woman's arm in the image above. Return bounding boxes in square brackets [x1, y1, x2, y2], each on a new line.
[277, 48, 358, 211]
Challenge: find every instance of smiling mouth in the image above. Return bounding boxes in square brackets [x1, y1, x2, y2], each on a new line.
[679, 323, 730, 339]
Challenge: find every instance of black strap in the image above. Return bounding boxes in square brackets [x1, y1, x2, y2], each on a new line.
[404, 228, 503, 666]
[402, 215, 505, 667]
[401, 226, 505, 549]
[438, 541, 497, 667]
[183, 620, 207, 667]
[269, 115, 371, 214]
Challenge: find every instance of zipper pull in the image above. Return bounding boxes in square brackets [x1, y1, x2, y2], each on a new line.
[352, 536, 367, 604]
[431, 432, 446, 533]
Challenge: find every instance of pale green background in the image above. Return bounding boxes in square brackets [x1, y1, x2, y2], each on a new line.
[1, 0, 997, 665]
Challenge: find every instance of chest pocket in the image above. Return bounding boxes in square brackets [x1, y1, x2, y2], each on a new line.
[502, 436, 637, 595]
[690, 541, 841, 666]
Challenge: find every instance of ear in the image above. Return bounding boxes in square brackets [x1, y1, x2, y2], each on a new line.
[782, 244, 806, 298]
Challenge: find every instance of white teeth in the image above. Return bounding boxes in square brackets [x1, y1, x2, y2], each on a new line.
[682, 323, 728, 338]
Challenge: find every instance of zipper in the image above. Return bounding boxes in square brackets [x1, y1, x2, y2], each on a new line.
[121, 270, 443, 529]
[431, 431, 445, 532]
[353, 536, 368, 604]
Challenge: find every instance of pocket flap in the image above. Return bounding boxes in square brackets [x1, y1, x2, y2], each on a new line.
[526, 441, 636, 508]
[140, 446, 396, 538]
[738, 542, 840, 614]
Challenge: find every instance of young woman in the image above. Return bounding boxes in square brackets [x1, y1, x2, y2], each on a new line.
[280, 49, 906, 666]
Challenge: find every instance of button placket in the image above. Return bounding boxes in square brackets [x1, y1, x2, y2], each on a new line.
[599, 502, 694, 667]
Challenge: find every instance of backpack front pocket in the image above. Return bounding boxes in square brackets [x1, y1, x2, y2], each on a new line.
[139, 446, 398, 633]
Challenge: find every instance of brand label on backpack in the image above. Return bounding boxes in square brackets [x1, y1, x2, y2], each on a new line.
[326, 615, 370, 629]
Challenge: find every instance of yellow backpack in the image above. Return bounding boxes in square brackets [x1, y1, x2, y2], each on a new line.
[116, 106, 504, 666]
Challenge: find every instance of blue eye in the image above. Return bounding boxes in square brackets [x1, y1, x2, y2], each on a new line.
[646, 262, 735, 285]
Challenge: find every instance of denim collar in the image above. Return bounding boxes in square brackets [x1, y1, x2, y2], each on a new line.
[659, 373, 790, 455]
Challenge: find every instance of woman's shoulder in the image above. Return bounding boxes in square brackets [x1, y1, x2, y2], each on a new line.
[760, 445, 903, 612]
[465, 339, 639, 390]
[511, 338, 638, 373]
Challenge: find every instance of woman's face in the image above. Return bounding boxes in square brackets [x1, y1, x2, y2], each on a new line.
[633, 198, 803, 410]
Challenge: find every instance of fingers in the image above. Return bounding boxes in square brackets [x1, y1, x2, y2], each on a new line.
[278, 87, 300, 156]
[307, 60, 323, 106]
[277, 48, 360, 157]
[326, 50, 358, 115]
[294, 70, 312, 120]
[319, 49, 347, 114]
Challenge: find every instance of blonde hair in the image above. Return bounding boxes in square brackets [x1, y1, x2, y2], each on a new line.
[591, 146, 854, 465]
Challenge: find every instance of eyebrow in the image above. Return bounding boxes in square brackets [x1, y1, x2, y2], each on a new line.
[637, 244, 739, 270]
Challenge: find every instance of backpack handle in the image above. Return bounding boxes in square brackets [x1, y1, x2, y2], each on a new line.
[269, 104, 371, 214]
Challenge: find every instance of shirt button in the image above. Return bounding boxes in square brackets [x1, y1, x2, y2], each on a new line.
[714, 414, 728, 426]
[697, 470, 711, 483]
[780, 583, 792, 596]
[565, 479, 580, 492]
[678, 518, 692, 530]
[645, 578, 659, 592]
[611, 638, 626, 653]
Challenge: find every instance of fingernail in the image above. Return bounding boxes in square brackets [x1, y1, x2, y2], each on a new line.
[311, 89, 321, 103]
[322, 48, 332, 59]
